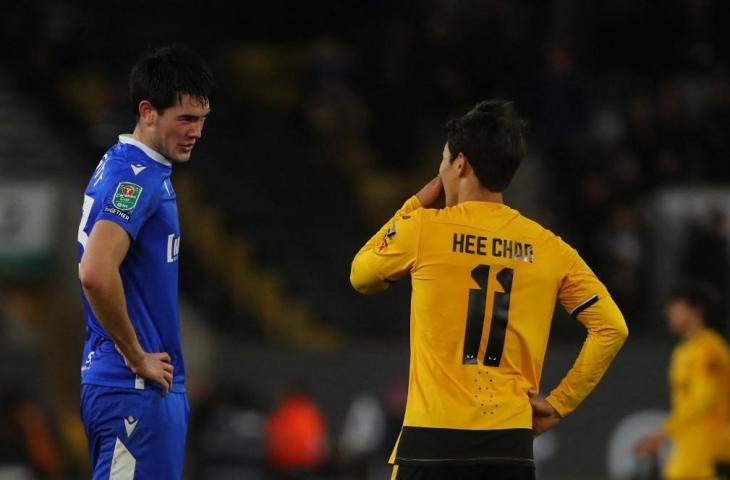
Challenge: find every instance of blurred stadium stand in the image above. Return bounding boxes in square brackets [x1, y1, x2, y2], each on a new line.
[1, 1, 729, 478]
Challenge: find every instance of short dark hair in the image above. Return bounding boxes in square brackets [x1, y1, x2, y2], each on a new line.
[667, 282, 720, 320]
[446, 100, 528, 192]
[129, 44, 216, 117]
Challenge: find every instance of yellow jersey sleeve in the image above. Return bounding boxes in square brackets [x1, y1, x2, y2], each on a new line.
[545, 245, 629, 417]
[350, 196, 423, 295]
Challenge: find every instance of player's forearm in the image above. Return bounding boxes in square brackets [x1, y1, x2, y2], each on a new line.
[80, 267, 145, 366]
[350, 196, 422, 294]
[546, 298, 628, 416]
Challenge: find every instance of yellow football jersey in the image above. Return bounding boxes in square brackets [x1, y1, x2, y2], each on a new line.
[662, 328, 730, 479]
[351, 196, 628, 466]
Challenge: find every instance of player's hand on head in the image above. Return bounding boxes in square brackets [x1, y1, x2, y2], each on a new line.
[416, 176, 444, 208]
[530, 398, 561, 437]
[116, 346, 174, 394]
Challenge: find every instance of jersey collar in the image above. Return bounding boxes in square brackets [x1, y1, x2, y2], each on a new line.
[461, 200, 513, 210]
[118, 135, 172, 167]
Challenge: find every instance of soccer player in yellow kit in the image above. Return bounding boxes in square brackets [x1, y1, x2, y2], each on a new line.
[350, 100, 628, 479]
[635, 286, 730, 479]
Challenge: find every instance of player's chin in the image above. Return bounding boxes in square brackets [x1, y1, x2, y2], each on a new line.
[171, 149, 194, 163]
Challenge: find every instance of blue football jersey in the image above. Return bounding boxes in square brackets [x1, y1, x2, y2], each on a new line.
[77, 135, 185, 393]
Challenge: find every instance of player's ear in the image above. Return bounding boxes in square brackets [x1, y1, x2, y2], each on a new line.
[455, 153, 469, 178]
[138, 100, 158, 126]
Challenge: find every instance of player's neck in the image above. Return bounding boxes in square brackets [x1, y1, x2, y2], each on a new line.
[131, 125, 160, 155]
[682, 321, 705, 340]
[457, 181, 504, 205]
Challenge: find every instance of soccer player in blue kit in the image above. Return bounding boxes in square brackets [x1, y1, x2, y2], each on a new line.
[76, 45, 214, 479]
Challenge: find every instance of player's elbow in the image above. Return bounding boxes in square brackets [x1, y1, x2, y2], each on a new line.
[610, 315, 629, 343]
[79, 264, 100, 293]
[617, 322, 629, 342]
[349, 273, 365, 294]
[349, 266, 388, 295]
[604, 320, 629, 349]
[595, 302, 629, 344]
[350, 273, 383, 295]
[78, 259, 112, 294]
[587, 316, 628, 351]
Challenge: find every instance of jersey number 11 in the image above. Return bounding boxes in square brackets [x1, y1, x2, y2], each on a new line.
[462, 264, 514, 367]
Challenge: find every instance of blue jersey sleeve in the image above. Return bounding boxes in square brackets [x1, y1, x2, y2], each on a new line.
[93, 160, 162, 240]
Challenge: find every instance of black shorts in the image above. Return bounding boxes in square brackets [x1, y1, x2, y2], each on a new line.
[392, 464, 536, 480]
[718, 462, 730, 480]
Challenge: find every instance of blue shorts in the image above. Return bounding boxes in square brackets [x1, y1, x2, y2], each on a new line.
[80, 384, 190, 479]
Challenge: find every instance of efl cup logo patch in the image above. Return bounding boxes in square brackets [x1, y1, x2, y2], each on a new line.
[113, 182, 143, 211]
[378, 223, 397, 252]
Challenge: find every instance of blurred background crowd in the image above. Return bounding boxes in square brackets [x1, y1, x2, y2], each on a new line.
[0, 1, 729, 478]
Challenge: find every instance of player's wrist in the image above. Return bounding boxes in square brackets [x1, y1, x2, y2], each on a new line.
[126, 350, 146, 370]
[415, 177, 444, 208]
[543, 396, 565, 418]
[545, 399, 562, 418]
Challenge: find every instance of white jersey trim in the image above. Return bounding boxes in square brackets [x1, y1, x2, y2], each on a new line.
[110, 438, 136, 480]
[118, 134, 172, 167]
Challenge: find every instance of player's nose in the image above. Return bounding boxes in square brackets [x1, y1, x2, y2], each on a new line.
[189, 121, 204, 139]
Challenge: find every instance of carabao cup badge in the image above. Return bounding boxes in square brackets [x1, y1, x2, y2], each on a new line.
[113, 182, 143, 211]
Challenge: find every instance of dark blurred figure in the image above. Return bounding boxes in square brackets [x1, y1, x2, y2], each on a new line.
[683, 210, 729, 294]
[265, 386, 327, 479]
[337, 392, 386, 478]
[682, 210, 729, 335]
[0, 300, 65, 479]
[597, 202, 646, 325]
[187, 383, 267, 479]
[0, 395, 65, 479]
[382, 380, 407, 459]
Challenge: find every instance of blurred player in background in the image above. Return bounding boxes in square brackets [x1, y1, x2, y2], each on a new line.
[635, 284, 730, 480]
[351, 100, 628, 480]
[76, 45, 214, 479]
